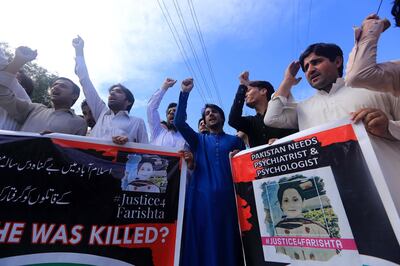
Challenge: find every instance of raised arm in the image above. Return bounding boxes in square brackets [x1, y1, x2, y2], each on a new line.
[147, 78, 177, 141]
[264, 61, 300, 129]
[0, 47, 37, 123]
[274, 61, 302, 99]
[3, 46, 37, 75]
[3, 46, 33, 102]
[174, 78, 199, 151]
[72, 36, 106, 120]
[346, 14, 400, 96]
[228, 71, 252, 133]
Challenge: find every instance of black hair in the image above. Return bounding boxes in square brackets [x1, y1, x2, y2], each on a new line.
[201, 103, 225, 124]
[299, 43, 344, 77]
[166, 102, 177, 113]
[248, 80, 275, 101]
[277, 180, 306, 206]
[198, 118, 205, 126]
[109, 83, 135, 112]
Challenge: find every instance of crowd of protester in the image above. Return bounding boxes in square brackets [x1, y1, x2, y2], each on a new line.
[0, 11, 399, 266]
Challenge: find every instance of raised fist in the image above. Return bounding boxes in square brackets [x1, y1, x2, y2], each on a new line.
[15, 46, 37, 64]
[239, 71, 249, 86]
[162, 78, 177, 90]
[181, 78, 194, 93]
[72, 36, 84, 56]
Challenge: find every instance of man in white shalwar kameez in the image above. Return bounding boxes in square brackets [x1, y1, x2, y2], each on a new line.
[264, 43, 400, 214]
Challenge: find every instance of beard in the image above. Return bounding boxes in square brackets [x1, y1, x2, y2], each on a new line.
[245, 101, 256, 109]
[309, 74, 337, 92]
[207, 120, 223, 131]
[166, 122, 177, 132]
[108, 101, 122, 111]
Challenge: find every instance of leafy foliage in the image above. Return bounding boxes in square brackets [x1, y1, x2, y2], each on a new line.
[0, 42, 57, 107]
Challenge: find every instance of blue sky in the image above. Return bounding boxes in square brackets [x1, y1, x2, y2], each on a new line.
[0, 0, 398, 135]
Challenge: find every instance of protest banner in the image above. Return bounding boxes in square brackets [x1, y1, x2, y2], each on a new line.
[0, 131, 186, 266]
[232, 119, 400, 265]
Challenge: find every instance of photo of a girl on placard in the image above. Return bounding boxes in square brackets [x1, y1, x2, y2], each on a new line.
[121, 154, 169, 193]
[261, 175, 340, 261]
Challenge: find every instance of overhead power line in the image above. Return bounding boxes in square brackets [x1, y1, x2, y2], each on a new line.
[187, 0, 223, 109]
[156, 0, 207, 103]
[171, 0, 215, 103]
[156, 0, 224, 109]
[376, 0, 383, 15]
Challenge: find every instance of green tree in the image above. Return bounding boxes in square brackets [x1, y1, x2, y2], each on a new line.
[0, 42, 58, 107]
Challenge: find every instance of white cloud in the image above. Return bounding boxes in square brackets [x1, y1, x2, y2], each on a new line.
[0, 0, 287, 116]
[1, 0, 283, 84]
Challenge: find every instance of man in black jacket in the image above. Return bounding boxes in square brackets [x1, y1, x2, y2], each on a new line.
[228, 71, 297, 148]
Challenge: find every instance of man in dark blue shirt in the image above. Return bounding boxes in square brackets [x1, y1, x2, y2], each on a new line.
[175, 78, 245, 266]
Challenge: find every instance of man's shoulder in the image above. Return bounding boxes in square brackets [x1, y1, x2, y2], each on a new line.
[70, 112, 86, 122]
[69, 113, 87, 129]
[30, 103, 53, 114]
[223, 132, 242, 143]
[297, 92, 320, 106]
[247, 114, 264, 126]
[54, 108, 85, 122]
[128, 114, 145, 122]
[60, 111, 87, 135]
[339, 84, 397, 100]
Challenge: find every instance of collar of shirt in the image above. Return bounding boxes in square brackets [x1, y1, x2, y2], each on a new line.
[316, 78, 345, 96]
[105, 109, 130, 117]
[209, 131, 226, 136]
[53, 108, 77, 116]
